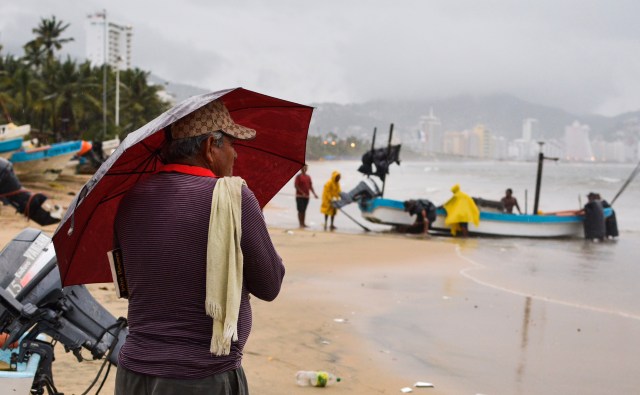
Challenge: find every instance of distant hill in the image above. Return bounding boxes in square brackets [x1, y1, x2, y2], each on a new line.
[144, 78, 640, 144]
[149, 74, 208, 104]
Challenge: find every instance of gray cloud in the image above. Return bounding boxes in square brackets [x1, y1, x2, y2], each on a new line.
[2, 0, 639, 115]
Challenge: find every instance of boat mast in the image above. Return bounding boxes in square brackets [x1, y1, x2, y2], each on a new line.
[370, 127, 377, 152]
[532, 141, 558, 215]
[381, 123, 394, 197]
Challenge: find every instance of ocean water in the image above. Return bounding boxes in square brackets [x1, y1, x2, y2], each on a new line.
[265, 159, 640, 394]
[267, 159, 640, 233]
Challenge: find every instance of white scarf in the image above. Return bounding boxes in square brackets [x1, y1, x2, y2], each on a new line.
[206, 176, 245, 355]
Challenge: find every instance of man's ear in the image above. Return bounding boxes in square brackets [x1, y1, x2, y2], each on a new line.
[202, 135, 217, 166]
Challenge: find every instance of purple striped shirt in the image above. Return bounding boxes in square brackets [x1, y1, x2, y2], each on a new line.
[114, 170, 284, 379]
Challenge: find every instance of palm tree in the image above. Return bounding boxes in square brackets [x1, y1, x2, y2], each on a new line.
[118, 68, 170, 137]
[10, 65, 45, 125]
[25, 16, 74, 67]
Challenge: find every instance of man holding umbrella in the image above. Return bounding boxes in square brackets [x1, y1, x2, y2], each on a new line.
[114, 100, 285, 394]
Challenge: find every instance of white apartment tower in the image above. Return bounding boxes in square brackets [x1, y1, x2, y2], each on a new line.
[419, 107, 442, 154]
[85, 11, 133, 70]
[564, 121, 593, 161]
[522, 118, 537, 141]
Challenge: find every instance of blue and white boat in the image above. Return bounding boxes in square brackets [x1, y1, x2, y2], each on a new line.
[10, 141, 83, 181]
[0, 138, 25, 158]
[0, 123, 30, 141]
[359, 197, 612, 238]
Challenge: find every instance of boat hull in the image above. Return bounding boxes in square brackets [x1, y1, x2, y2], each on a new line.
[0, 138, 25, 158]
[0, 124, 30, 141]
[360, 197, 608, 238]
[10, 141, 82, 181]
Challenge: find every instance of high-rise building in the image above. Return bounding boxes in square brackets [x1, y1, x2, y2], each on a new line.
[418, 107, 442, 154]
[522, 118, 537, 141]
[564, 121, 593, 161]
[85, 11, 133, 70]
[471, 124, 493, 159]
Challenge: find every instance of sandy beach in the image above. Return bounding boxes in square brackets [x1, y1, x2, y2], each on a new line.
[3, 173, 639, 395]
[1, 174, 464, 394]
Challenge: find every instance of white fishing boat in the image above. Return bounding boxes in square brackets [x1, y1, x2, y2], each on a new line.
[101, 137, 121, 157]
[0, 123, 30, 141]
[10, 141, 83, 181]
[359, 197, 612, 238]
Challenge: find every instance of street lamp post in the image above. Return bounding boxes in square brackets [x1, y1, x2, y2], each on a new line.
[102, 9, 107, 140]
[115, 56, 122, 127]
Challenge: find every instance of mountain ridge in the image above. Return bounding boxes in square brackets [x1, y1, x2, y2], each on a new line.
[148, 78, 640, 143]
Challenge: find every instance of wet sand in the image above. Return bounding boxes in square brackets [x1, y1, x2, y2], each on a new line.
[2, 174, 639, 394]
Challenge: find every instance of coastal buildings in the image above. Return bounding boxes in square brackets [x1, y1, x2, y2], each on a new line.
[85, 11, 133, 70]
[411, 109, 634, 162]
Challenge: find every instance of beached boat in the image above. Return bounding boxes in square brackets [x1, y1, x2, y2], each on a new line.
[0, 138, 25, 159]
[10, 140, 83, 181]
[101, 137, 121, 157]
[359, 197, 612, 238]
[336, 127, 619, 239]
[0, 123, 30, 141]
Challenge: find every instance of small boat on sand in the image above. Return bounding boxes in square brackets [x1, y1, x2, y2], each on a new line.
[10, 141, 83, 181]
[0, 138, 25, 158]
[0, 123, 30, 141]
[359, 196, 612, 238]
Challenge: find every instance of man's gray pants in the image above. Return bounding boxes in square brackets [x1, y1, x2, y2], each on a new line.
[115, 366, 249, 395]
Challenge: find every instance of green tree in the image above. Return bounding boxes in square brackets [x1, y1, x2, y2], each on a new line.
[118, 68, 170, 137]
[1, 16, 172, 144]
[25, 16, 74, 67]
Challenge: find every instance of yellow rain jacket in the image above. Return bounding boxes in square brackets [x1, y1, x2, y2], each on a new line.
[320, 171, 341, 216]
[443, 184, 480, 235]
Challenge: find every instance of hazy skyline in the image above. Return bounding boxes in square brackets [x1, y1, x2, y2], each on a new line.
[2, 0, 640, 116]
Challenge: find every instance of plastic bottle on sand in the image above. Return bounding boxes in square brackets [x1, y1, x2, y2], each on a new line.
[295, 371, 341, 387]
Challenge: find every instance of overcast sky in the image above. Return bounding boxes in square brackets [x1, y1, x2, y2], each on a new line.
[2, 0, 640, 116]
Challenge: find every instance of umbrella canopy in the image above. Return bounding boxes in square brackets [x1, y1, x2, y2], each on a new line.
[53, 88, 313, 286]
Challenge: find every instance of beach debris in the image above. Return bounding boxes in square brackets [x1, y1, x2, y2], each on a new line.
[320, 340, 330, 345]
[333, 318, 348, 323]
[285, 230, 295, 235]
[442, 295, 451, 300]
[401, 387, 413, 393]
[414, 382, 434, 388]
[296, 371, 341, 387]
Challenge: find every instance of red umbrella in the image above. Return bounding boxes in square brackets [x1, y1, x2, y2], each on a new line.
[53, 88, 313, 286]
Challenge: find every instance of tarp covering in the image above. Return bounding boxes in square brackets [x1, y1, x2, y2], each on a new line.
[358, 145, 401, 181]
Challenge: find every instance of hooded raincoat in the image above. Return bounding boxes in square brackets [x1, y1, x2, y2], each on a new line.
[443, 184, 480, 235]
[320, 171, 341, 216]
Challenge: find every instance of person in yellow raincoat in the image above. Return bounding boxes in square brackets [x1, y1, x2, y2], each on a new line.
[442, 184, 479, 236]
[320, 171, 341, 230]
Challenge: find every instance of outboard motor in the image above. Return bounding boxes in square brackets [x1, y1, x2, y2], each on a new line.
[0, 228, 128, 394]
[334, 180, 381, 209]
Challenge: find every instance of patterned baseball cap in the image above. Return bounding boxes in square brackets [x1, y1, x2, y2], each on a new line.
[171, 99, 256, 140]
